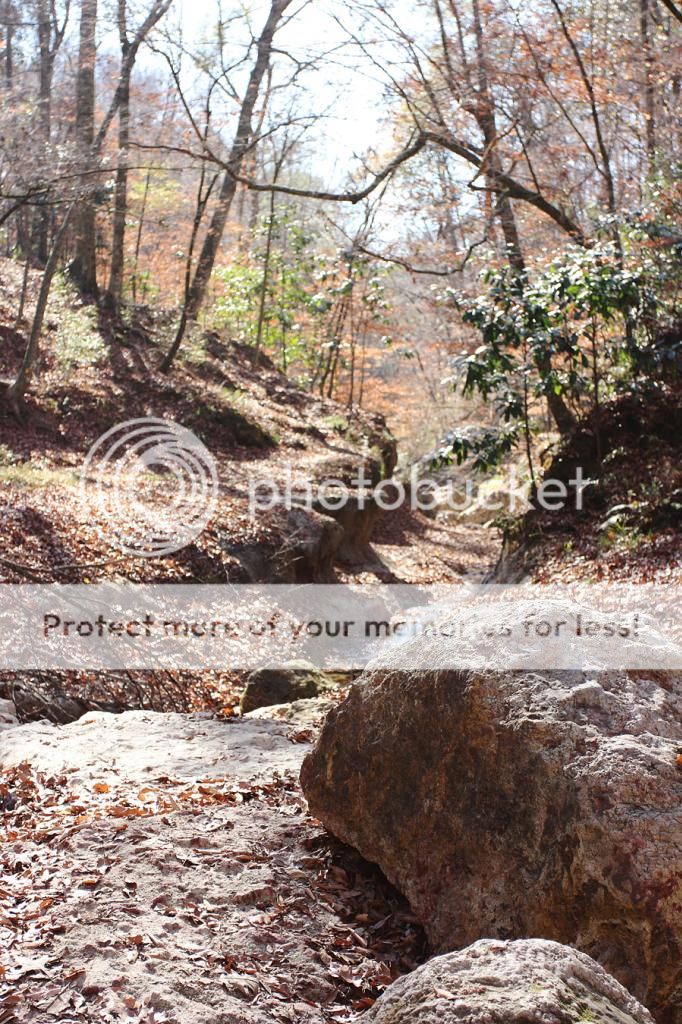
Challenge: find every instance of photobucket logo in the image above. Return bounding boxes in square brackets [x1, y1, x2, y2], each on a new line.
[80, 418, 218, 557]
[248, 464, 589, 519]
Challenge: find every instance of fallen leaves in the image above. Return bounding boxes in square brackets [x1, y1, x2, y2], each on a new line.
[1, 751, 427, 1023]
[0, 714, 427, 1024]
[0, 762, 201, 1020]
[223, 972, 260, 998]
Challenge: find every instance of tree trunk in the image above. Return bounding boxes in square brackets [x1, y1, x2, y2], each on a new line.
[71, 0, 99, 298]
[639, 0, 657, 169]
[105, 1, 173, 307]
[35, 0, 54, 264]
[5, 205, 77, 416]
[252, 187, 276, 371]
[132, 168, 151, 304]
[160, 163, 218, 372]
[178, 0, 292, 335]
[106, 63, 131, 306]
[2, 0, 14, 87]
[548, 0, 618, 220]
[472, 0, 576, 437]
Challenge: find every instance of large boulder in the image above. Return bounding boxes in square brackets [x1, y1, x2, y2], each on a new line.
[301, 614, 682, 1022]
[364, 938, 655, 1024]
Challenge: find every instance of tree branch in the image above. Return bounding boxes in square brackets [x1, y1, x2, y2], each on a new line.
[354, 234, 490, 276]
[421, 131, 587, 244]
[218, 126, 587, 243]
[659, 0, 682, 23]
[93, 0, 173, 154]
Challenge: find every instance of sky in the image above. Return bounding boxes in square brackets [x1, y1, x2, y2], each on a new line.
[152, 0, 393, 186]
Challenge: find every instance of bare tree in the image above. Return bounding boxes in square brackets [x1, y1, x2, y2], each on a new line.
[0, 0, 177, 417]
[639, 0, 657, 167]
[4, 203, 77, 416]
[547, 0, 618, 226]
[468, 0, 525, 273]
[34, 0, 71, 263]
[160, 81, 220, 370]
[105, 0, 173, 309]
[161, 0, 293, 366]
[70, 0, 98, 296]
[1, 0, 16, 87]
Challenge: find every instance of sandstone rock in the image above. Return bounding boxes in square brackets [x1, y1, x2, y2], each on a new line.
[1, 710, 307, 791]
[240, 661, 336, 714]
[310, 452, 385, 487]
[243, 695, 338, 730]
[0, 696, 18, 731]
[364, 938, 655, 1024]
[224, 506, 344, 583]
[0, 711, 331, 1022]
[312, 491, 385, 563]
[278, 506, 345, 582]
[301, 612, 682, 1022]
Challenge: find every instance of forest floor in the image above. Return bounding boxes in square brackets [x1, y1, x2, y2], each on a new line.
[0, 708, 428, 1024]
[0, 256, 498, 590]
[0, 264, 679, 1023]
[503, 380, 682, 586]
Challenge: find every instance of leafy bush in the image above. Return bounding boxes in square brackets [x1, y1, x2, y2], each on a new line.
[441, 238, 680, 472]
[49, 276, 107, 371]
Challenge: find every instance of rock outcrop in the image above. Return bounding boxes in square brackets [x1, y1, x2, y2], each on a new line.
[240, 661, 336, 714]
[301, 619, 682, 1022]
[243, 694, 339, 730]
[0, 697, 18, 731]
[363, 938, 655, 1024]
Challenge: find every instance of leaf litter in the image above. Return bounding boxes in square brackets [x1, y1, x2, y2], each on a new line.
[0, 711, 426, 1023]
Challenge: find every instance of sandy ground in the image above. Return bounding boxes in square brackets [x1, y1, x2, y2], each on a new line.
[0, 709, 424, 1024]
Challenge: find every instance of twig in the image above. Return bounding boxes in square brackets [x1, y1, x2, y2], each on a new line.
[0, 554, 160, 580]
[0, 555, 46, 581]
